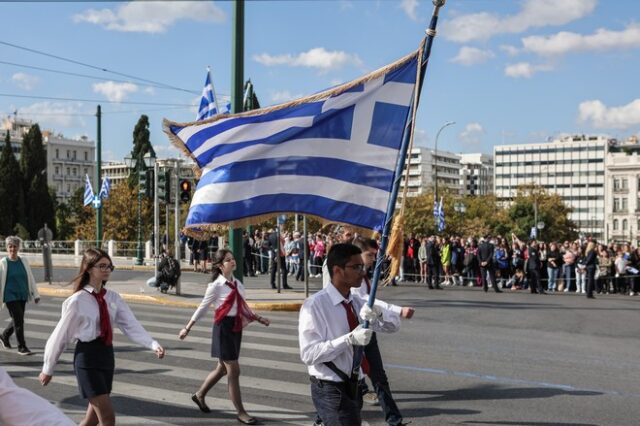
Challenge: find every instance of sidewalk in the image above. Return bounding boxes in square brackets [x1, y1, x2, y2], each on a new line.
[37, 272, 320, 312]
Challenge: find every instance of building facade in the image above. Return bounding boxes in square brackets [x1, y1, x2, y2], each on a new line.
[2, 116, 96, 203]
[459, 153, 493, 196]
[402, 147, 462, 197]
[494, 135, 608, 240]
[605, 138, 640, 245]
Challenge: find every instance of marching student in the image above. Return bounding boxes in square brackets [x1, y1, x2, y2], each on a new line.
[179, 249, 270, 425]
[300, 243, 400, 425]
[351, 237, 414, 426]
[39, 248, 165, 426]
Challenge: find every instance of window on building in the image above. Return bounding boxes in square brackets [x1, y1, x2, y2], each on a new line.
[55, 166, 59, 175]
[67, 184, 71, 193]
[613, 178, 620, 190]
[622, 178, 628, 190]
[66, 150, 70, 159]
[55, 148, 59, 159]
[73, 150, 77, 160]
[622, 198, 628, 211]
[613, 219, 618, 231]
[84, 151, 88, 161]
[613, 198, 620, 212]
[622, 219, 628, 231]
[66, 167, 70, 175]
[84, 168, 88, 175]
[72, 168, 77, 176]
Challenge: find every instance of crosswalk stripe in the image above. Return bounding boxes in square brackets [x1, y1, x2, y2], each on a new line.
[3, 365, 312, 425]
[24, 308, 300, 336]
[23, 318, 300, 354]
[7, 329, 309, 375]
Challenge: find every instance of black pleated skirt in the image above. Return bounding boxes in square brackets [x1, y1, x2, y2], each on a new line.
[74, 339, 115, 399]
[211, 316, 242, 361]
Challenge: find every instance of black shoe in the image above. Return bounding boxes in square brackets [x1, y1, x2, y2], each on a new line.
[283, 285, 293, 290]
[0, 335, 11, 349]
[191, 393, 210, 413]
[434, 285, 443, 290]
[494, 289, 502, 293]
[17, 347, 33, 356]
[428, 285, 434, 289]
[587, 294, 595, 299]
[483, 287, 488, 292]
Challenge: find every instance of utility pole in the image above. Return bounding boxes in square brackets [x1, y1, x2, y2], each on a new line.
[229, 0, 245, 279]
[174, 159, 182, 295]
[95, 105, 102, 247]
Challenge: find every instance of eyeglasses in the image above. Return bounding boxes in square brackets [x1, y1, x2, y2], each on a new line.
[95, 263, 114, 271]
[344, 263, 366, 273]
[223, 257, 235, 263]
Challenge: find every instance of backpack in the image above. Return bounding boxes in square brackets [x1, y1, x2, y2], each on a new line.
[161, 257, 181, 285]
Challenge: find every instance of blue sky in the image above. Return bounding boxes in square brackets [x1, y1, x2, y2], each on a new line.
[1, 0, 639, 161]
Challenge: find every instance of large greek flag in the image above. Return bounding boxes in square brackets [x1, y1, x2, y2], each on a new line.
[83, 175, 94, 207]
[165, 50, 419, 232]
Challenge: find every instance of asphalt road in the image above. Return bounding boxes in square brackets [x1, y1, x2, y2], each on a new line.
[2, 282, 639, 425]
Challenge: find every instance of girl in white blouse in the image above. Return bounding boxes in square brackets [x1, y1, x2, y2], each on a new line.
[179, 248, 270, 425]
[39, 248, 165, 426]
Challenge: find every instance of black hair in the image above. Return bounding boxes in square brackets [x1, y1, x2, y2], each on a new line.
[326, 243, 362, 279]
[210, 248, 233, 282]
[350, 236, 378, 252]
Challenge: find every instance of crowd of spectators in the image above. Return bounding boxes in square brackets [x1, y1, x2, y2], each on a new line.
[184, 228, 640, 298]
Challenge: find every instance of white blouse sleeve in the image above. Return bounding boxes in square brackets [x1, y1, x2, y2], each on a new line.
[190, 281, 220, 323]
[42, 298, 80, 376]
[113, 294, 160, 351]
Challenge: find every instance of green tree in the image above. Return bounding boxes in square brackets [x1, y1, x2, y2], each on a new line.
[0, 131, 25, 236]
[128, 115, 155, 188]
[507, 184, 578, 242]
[21, 124, 55, 238]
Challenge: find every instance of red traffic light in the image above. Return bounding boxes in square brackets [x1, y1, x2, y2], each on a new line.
[180, 180, 192, 203]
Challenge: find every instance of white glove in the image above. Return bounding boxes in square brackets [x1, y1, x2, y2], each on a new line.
[359, 304, 383, 322]
[345, 325, 373, 346]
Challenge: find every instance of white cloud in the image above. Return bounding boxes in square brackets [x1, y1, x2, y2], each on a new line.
[578, 99, 640, 129]
[459, 122, 484, 145]
[93, 81, 138, 102]
[504, 62, 553, 78]
[253, 47, 362, 72]
[19, 101, 86, 129]
[73, 1, 226, 33]
[270, 90, 304, 103]
[152, 143, 182, 159]
[400, 0, 419, 21]
[441, 0, 596, 43]
[12, 72, 40, 90]
[451, 46, 495, 66]
[500, 45, 520, 56]
[144, 86, 155, 95]
[522, 24, 640, 56]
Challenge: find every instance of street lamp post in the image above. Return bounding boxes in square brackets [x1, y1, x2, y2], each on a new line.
[434, 121, 455, 202]
[125, 152, 155, 266]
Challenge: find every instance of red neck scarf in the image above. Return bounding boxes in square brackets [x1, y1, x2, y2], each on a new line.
[214, 279, 257, 332]
[90, 287, 113, 346]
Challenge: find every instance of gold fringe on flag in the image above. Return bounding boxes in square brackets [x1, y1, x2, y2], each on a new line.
[384, 38, 426, 285]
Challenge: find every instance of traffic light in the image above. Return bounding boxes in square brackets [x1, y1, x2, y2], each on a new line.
[158, 171, 170, 202]
[138, 169, 147, 196]
[145, 169, 154, 198]
[180, 179, 192, 203]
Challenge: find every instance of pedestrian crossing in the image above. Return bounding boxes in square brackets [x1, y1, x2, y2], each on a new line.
[0, 297, 318, 425]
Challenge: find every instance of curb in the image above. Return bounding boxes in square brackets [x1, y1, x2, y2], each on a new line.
[37, 286, 303, 312]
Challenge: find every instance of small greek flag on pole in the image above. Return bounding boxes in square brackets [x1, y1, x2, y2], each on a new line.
[196, 67, 222, 121]
[437, 197, 445, 232]
[83, 175, 94, 206]
[98, 177, 111, 200]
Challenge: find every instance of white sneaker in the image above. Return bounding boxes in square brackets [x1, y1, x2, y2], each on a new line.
[564, 288, 569, 292]
[630, 291, 636, 296]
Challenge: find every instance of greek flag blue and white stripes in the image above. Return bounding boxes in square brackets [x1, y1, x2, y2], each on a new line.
[98, 177, 111, 200]
[196, 68, 226, 121]
[165, 50, 419, 232]
[83, 175, 94, 207]
[437, 197, 445, 232]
